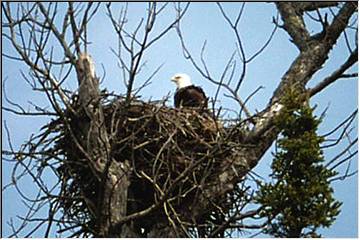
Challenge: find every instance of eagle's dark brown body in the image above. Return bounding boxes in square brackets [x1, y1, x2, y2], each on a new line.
[174, 85, 208, 109]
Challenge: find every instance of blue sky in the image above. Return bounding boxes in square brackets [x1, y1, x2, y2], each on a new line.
[2, 2, 358, 237]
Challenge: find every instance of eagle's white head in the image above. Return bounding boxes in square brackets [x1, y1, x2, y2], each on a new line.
[171, 73, 192, 89]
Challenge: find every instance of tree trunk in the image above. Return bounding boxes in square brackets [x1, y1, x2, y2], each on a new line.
[73, 3, 356, 236]
[76, 53, 133, 237]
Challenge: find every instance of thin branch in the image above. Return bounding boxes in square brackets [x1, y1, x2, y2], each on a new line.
[309, 48, 358, 96]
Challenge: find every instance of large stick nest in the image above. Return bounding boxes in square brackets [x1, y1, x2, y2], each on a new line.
[54, 96, 248, 235]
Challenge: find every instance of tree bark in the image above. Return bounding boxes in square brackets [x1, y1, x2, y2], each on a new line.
[76, 53, 132, 237]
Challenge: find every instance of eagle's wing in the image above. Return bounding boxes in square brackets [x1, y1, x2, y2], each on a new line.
[174, 86, 208, 108]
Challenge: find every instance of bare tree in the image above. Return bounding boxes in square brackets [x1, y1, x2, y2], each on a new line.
[2, 2, 357, 238]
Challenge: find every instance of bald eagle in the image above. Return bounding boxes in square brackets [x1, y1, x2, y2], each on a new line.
[171, 73, 208, 109]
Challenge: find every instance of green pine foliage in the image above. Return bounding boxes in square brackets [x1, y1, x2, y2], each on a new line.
[255, 91, 342, 237]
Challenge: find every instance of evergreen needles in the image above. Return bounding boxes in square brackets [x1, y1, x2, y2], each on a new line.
[256, 91, 342, 237]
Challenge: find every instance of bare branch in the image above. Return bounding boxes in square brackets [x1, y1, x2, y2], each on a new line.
[309, 48, 358, 96]
[275, 2, 311, 50]
[37, 2, 76, 64]
[296, 2, 339, 13]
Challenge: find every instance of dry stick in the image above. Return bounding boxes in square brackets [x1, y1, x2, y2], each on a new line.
[37, 2, 76, 64]
[68, 3, 81, 57]
[4, 3, 73, 115]
[216, 2, 247, 93]
[321, 110, 357, 148]
[125, 3, 153, 104]
[110, 118, 245, 230]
